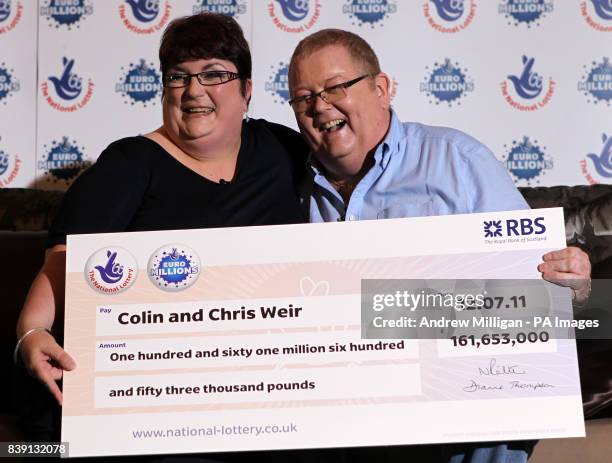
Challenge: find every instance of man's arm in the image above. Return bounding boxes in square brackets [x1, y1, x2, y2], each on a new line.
[462, 141, 592, 303]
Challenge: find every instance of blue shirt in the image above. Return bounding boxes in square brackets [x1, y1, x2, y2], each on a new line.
[306, 110, 528, 222]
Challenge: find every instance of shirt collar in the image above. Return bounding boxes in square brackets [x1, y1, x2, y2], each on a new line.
[377, 108, 403, 169]
[306, 108, 402, 174]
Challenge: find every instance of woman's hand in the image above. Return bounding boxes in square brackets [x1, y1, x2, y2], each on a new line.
[16, 245, 72, 404]
[19, 329, 76, 405]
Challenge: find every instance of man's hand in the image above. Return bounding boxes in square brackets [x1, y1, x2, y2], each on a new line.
[538, 246, 591, 304]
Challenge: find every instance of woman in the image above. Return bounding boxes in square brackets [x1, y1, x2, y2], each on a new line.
[16, 13, 307, 411]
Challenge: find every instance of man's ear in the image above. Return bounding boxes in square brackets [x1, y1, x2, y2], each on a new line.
[374, 72, 391, 108]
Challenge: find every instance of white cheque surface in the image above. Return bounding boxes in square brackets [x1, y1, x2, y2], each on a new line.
[62, 208, 584, 457]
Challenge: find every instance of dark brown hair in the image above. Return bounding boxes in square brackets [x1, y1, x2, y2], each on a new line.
[289, 29, 381, 86]
[159, 13, 251, 96]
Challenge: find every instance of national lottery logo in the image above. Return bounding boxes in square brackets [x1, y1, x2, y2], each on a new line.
[0, 149, 7, 176]
[342, 0, 397, 28]
[0, 63, 20, 105]
[502, 136, 553, 185]
[119, 0, 172, 34]
[580, 1, 612, 32]
[268, 0, 321, 33]
[39, 0, 93, 29]
[0, 0, 11, 22]
[148, 244, 200, 291]
[498, 0, 553, 27]
[193, 0, 247, 17]
[41, 57, 94, 112]
[581, 133, 612, 184]
[0, 141, 21, 188]
[420, 58, 474, 106]
[578, 57, 612, 106]
[0, 0, 24, 35]
[38, 136, 91, 184]
[265, 62, 289, 104]
[115, 59, 162, 107]
[85, 247, 138, 295]
[500, 55, 555, 111]
[423, 0, 476, 33]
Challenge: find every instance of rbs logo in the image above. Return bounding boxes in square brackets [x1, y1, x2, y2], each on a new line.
[506, 217, 546, 236]
[484, 217, 545, 239]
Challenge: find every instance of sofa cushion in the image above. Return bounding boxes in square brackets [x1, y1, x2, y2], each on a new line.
[0, 188, 64, 231]
[520, 185, 612, 265]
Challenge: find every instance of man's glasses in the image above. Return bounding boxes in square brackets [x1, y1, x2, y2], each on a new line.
[288, 74, 370, 113]
[163, 70, 241, 88]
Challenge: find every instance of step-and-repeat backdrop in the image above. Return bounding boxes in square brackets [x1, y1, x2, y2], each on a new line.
[0, 0, 610, 190]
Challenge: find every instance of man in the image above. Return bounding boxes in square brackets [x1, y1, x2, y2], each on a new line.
[287, 29, 590, 463]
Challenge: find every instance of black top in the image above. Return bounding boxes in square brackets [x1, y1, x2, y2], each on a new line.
[47, 119, 307, 246]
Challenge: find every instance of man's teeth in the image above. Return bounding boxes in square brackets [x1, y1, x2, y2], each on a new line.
[184, 107, 215, 114]
[320, 119, 346, 132]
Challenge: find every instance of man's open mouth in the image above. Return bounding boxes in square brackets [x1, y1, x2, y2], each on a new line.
[319, 119, 347, 132]
[182, 107, 215, 114]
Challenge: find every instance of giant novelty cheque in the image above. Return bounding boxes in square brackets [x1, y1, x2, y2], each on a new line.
[62, 208, 584, 457]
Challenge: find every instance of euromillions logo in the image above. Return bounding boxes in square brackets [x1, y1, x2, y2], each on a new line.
[38, 136, 91, 184]
[40, 0, 93, 29]
[85, 248, 138, 295]
[0, 63, 20, 105]
[0, 143, 21, 188]
[265, 62, 289, 104]
[41, 57, 94, 112]
[0, 0, 24, 35]
[119, 0, 172, 34]
[578, 57, 612, 106]
[115, 59, 162, 107]
[420, 58, 474, 106]
[423, 0, 476, 33]
[502, 136, 553, 185]
[498, 0, 553, 27]
[193, 0, 247, 17]
[581, 1, 612, 32]
[148, 244, 200, 292]
[268, 0, 321, 33]
[581, 133, 612, 184]
[342, 0, 397, 28]
[483, 220, 503, 238]
[501, 55, 555, 111]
